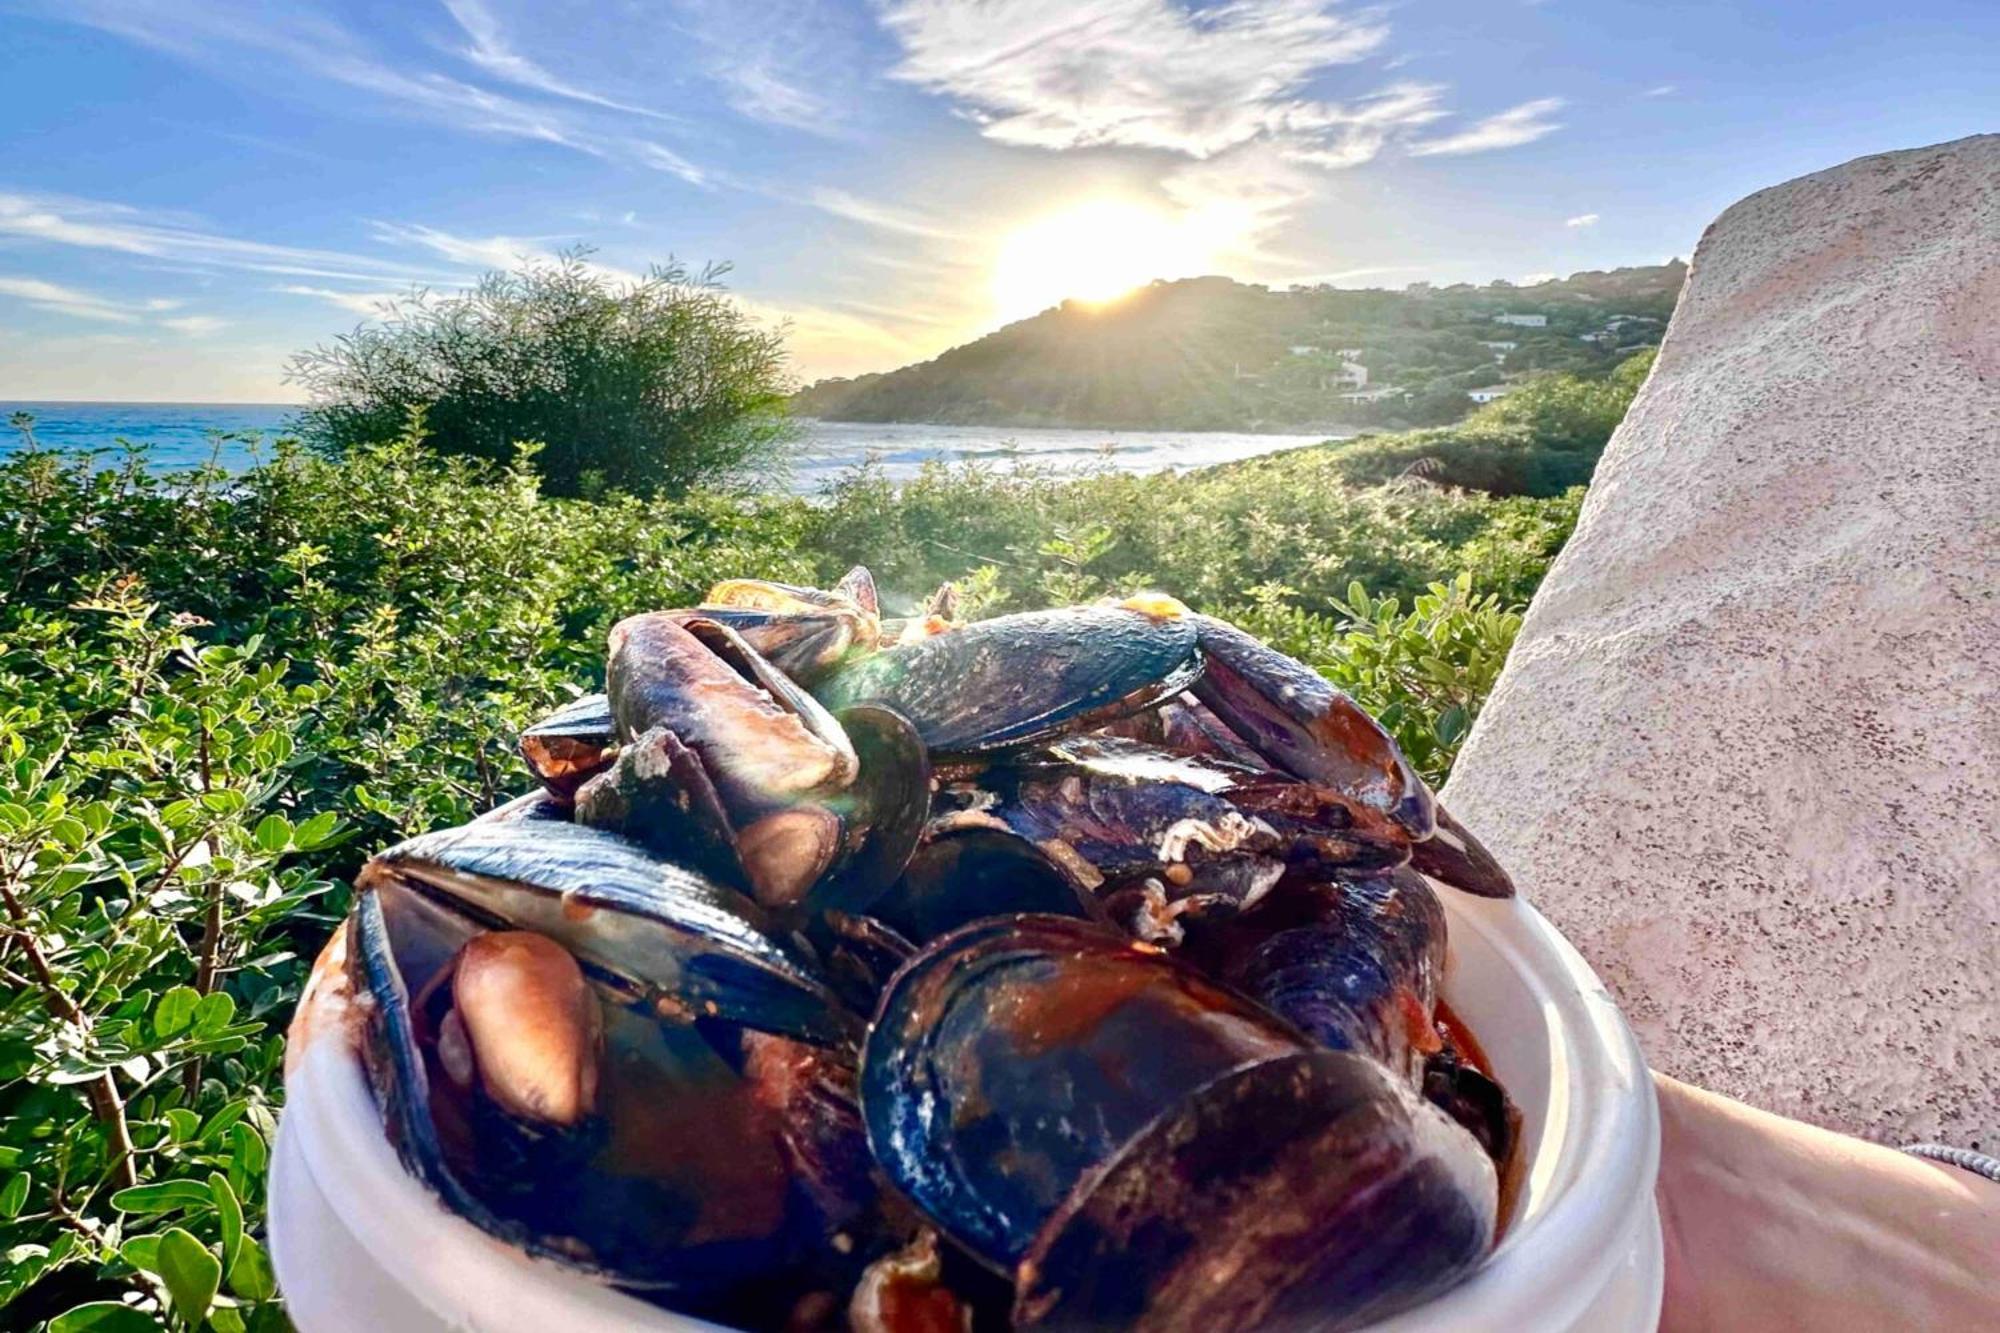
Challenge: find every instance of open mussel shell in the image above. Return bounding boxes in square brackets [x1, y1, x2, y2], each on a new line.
[358, 818, 859, 1048]
[997, 737, 1410, 918]
[867, 826, 1106, 946]
[860, 915, 1305, 1271]
[519, 692, 616, 800]
[673, 605, 870, 686]
[607, 612, 858, 812]
[810, 705, 932, 917]
[1013, 1048, 1498, 1332]
[1190, 614, 1435, 839]
[573, 725, 745, 890]
[814, 605, 1202, 755]
[352, 888, 842, 1295]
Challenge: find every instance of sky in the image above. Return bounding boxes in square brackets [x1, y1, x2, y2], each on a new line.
[0, 0, 1994, 401]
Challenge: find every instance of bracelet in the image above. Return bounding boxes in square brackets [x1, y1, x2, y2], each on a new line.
[1902, 1142, 2000, 1183]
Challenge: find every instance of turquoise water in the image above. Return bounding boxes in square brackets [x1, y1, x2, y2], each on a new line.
[4, 402, 300, 471]
[1, 402, 1336, 493]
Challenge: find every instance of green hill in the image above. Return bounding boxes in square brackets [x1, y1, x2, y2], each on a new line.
[793, 262, 1684, 431]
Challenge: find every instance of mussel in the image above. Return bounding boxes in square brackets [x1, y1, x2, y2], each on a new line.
[346, 569, 1527, 1331]
[861, 915, 1498, 1330]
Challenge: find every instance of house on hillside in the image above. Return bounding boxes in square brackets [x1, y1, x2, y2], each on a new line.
[1492, 313, 1548, 328]
[1467, 385, 1513, 403]
[1340, 386, 1403, 403]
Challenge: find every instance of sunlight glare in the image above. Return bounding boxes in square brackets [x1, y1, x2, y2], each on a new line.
[990, 199, 1216, 322]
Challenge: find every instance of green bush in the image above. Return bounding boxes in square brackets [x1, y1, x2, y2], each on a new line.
[0, 414, 1567, 1328]
[289, 253, 796, 498]
[1322, 349, 1655, 496]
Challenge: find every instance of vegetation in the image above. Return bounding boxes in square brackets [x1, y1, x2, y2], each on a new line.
[0, 375, 1593, 1327]
[288, 253, 795, 498]
[1299, 348, 1655, 496]
[793, 263, 1681, 432]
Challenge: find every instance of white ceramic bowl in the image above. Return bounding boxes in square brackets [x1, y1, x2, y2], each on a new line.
[271, 887, 1661, 1331]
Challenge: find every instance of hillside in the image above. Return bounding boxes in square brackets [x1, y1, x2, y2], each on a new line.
[793, 262, 1685, 431]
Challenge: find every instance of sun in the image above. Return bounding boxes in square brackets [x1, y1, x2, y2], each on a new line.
[990, 198, 1213, 323]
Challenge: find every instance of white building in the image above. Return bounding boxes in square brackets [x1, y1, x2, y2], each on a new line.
[1480, 340, 1518, 351]
[1336, 360, 1368, 388]
[1492, 313, 1548, 328]
[1335, 347, 1364, 359]
[1339, 386, 1403, 403]
[1467, 385, 1514, 403]
[1288, 344, 1318, 356]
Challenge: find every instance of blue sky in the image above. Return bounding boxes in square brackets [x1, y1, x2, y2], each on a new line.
[1, 0, 1994, 400]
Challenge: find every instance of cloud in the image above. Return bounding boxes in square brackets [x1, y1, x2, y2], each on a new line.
[879, 0, 1391, 158]
[274, 285, 403, 317]
[161, 315, 227, 335]
[0, 189, 447, 284]
[668, 0, 858, 134]
[35, 2, 716, 187]
[1408, 97, 1564, 156]
[438, 0, 678, 123]
[1643, 83, 1678, 97]
[367, 222, 648, 286]
[0, 274, 143, 323]
[1565, 212, 1599, 227]
[810, 189, 963, 240]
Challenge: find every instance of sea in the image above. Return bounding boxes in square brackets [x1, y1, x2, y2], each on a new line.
[1, 402, 1339, 495]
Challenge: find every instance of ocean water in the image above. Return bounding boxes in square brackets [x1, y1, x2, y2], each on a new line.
[1, 402, 1338, 494]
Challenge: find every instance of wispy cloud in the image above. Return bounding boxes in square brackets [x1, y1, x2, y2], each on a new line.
[1565, 212, 1600, 227]
[273, 285, 402, 317]
[1408, 97, 1564, 156]
[0, 189, 446, 284]
[438, 0, 678, 123]
[873, 0, 1558, 248]
[1643, 83, 1678, 97]
[879, 0, 1392, 158]
[36, 2, 717, 187]
[0, 274, 143, 323]
[669, 0, 857, 134]
[367, 221, 649, 286]
[161, 314, 227, 335]
[810, 189, 964, 240]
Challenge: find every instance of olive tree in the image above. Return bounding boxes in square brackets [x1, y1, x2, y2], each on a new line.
[289, 251, 795, 496]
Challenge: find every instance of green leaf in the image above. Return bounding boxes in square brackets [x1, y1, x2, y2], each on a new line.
[200, 789, 247, 815]
[165, 1107, 203, 1143]
[49, 1303, 160, 1333]
[252, 813, 292, 854]
[0, 1171, 28, 1218]
[109, 1180, 213, 1214]
[154, 986, 200, 1039]
[225, 1234, 276, 1303]
[209, 1173, 244, 1272]
[199, 1099, 249, 1142]
[156, 1226, 222, 1328]
[119, 1234, 162, 1273]
[292, 811, 340, 849]
[209, 1309, 248, 1333]
[228, 1123, 267, 1200]
[192, 990, 238, 1035]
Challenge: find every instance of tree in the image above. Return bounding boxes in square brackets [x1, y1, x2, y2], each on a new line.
[288, 251, 795, 497]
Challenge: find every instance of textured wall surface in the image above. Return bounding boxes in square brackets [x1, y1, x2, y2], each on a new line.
[1443, 135, 1999, 1146]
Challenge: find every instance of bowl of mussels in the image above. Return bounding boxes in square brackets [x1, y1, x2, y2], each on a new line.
[270, 569, 1664, 1332]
